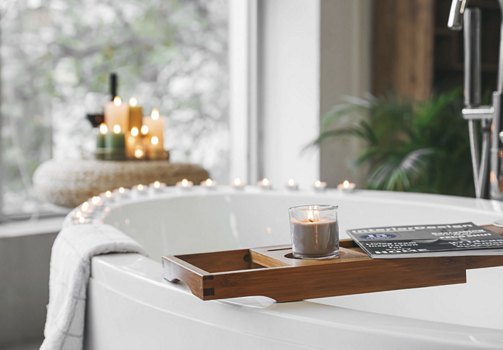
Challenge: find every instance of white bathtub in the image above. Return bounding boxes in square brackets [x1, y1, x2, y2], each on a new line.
[75, 187, 503, 349]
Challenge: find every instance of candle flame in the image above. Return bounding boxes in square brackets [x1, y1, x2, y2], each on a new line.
[118, 187, 125, 194]
[134, 148, 144, 159]
[151, 136, 159, 145]
[99, 123, 108, 135]
[113, 124, 121, 134]
[141, 125, 149, 135]
[113, 96, 122, 106]
[343, 180, 350, 188]
[130, 127, 139, 137]
[105, 190, 112, 198]
[307, 207, 320, 222]
[287, 179, 296, 186]
[153, 181, 160, 188]
[136, 184, 144, 191]
[151, 108, 160, 120]
[129, 97, 138, 106]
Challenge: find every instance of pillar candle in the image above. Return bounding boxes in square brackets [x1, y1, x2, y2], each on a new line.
[128, 97, 143, 131]
[96, 123, 108, 149]
[147, 135, 167, 160]
[126, 126, 141, 159]
[96, 123, 108, 160]
[105, 96, 129, 132]
[105, 124, 126, 160]
[143, 108, 165, 148]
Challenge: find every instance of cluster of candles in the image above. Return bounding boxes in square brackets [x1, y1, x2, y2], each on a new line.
[96, 97, 167, 161]
[71, 178, 356, 225]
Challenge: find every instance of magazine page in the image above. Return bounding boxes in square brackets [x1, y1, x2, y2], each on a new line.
[346, 222, 503, 258]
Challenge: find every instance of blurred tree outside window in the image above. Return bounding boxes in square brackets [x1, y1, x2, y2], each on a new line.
[1, 0, 229, 216]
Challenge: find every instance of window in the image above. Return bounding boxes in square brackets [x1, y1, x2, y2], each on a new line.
[1, 0, 229, 217]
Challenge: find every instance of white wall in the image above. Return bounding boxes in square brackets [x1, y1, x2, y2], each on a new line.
[319, 0, 371, 187]
[257, 0, 371, 188]
[259, 0, 320, 187]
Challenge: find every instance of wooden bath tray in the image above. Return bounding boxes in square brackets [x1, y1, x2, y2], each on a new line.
[162, 225, 503, 303]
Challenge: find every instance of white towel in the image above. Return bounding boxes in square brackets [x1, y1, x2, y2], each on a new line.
[41, 223, 146, 350]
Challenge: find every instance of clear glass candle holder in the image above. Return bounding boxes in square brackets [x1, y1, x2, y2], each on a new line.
[289, 205, 339, 259]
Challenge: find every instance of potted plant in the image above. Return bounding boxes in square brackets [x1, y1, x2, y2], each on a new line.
[310, 90, 474, 197]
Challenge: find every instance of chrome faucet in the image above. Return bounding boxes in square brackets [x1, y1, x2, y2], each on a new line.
[448, 0, 503, 199]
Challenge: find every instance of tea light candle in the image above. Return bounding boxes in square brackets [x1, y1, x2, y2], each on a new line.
[337, 180, 356, 192]
[232, 177, 246, 190]
[134, 184, 147, 195]
[176, 179, 193, 189]
[101, 190, 114, 203]
[80, 201, 91, 213]
[128, 97, 143, 131]
[91, 196, 103, 207]
[313, 180, 327, 192]
[289, 205, 339, 259]
[257, 178, 272, 190]
[200, 178, 217, 189]
[286, 179, 299, 191]
[105, 96, 129, 132]
[150, 181, 166, 193]
[114, 187, 130, 199]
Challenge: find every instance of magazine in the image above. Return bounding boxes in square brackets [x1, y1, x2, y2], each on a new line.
[346, 222, 503, 258]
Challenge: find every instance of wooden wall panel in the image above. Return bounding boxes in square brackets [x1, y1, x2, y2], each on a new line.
[372, 0, 434, 101]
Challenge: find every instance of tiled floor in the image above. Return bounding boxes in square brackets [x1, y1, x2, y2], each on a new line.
[3, 339, 42, 350]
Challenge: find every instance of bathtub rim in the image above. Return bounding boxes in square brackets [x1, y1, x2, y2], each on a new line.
[67, 188, 503, 348]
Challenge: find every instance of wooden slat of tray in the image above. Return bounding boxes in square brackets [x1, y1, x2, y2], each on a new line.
[162, 224, 503, 303]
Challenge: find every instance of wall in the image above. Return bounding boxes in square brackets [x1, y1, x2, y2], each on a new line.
[0, 219, 61, 348]
[258, 0, 371, 188]
[319, 0, 372, 187]
[258, 0, 321, 187]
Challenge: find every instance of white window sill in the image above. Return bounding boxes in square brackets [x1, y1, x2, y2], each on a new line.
[0, 217, 64, 238]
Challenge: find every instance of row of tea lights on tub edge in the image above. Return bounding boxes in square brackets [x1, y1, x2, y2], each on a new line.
[72, 178, 356, 224]
[96, 97, 167, 161]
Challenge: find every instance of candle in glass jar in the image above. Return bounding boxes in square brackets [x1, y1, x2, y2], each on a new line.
[289, 205, 339, 259]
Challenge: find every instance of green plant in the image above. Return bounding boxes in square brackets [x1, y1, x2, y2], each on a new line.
[311, 90, 474, 196]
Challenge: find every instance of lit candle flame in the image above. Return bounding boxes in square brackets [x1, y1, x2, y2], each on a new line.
[129, 97, 138, 106]
[105, 190, 112, 198]
[151, 136, 159, 145]
[153, 181, 161, 188]
[136, 184, 144, 191]
[81, 202, 90, 212]
[130, 127, 139, 137]
[113, 124, 122, 134]
[113, 96, 122, 106]
[151, 108, 160, 121]
[307, 207, 320, 222]
[141, 125, 149, 135]
[134, 148, 144, 159]
[99, 123, 108, 135]
[118, 187, 125, 194]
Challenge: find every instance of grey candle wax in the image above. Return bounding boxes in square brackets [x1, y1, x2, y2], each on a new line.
[289, 205, 339, 259]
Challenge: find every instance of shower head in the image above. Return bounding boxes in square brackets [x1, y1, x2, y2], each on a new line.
[448, 0, 468, 30]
